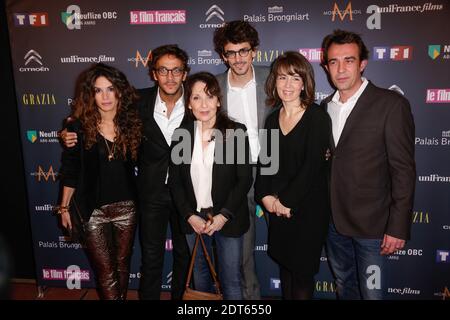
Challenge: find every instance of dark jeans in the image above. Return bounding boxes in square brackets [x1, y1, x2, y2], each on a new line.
[139, 187, 190, 300]
[186, 232, 243, 300]
[242, 165, 261, 299]
[84, 200, 136, 300]
[326, 222, 387, 300]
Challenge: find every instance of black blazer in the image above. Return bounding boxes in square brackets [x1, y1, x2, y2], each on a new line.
[135, 86, 188, 202]
[59, 119, 136, 221]
[168, 120, 253, 237]
[321, 81, 416, 240]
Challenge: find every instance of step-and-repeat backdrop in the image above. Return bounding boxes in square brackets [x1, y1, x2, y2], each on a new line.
[5, 0, 450, 299]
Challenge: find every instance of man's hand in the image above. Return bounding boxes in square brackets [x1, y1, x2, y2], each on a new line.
[380, 234, 405, 255]
[59, 128, 78, 148]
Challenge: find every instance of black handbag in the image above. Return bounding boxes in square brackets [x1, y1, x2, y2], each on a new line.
[67, 197, 87, 245]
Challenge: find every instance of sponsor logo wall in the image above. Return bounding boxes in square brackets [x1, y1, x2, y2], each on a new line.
[5, 0, 450, 299]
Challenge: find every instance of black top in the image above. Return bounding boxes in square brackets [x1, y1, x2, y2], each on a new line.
[255, 103, 331, 275]
[60, 119, 137, 221]
[97, 136, 135, 206]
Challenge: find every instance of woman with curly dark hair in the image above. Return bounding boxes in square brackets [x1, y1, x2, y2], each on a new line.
[58, 63, 142, 300]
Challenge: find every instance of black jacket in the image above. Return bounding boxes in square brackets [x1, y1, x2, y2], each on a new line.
[135, 86, 189, 202]
[168, 120, 253, 237]
[59, 119, 136, 221]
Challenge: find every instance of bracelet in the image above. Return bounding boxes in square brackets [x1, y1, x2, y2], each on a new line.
[55, 205, 70, 215]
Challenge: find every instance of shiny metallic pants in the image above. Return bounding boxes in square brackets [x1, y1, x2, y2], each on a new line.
[84, 200, 136, 300]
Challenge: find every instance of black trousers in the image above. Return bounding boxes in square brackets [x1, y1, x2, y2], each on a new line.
[138, 187, 190, 300]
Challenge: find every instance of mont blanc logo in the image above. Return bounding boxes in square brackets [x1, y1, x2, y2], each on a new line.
[206, 5, 224, 22]
[200, 5, 225, 29]
[20, 50, 49, 72]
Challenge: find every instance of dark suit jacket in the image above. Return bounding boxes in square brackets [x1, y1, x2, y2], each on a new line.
[321, 81, 416, 240]
[135, 86, 187, 202]
[59, 119, 136, 221]
[168, 121, 253, 237]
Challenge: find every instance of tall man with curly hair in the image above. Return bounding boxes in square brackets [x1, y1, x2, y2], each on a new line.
[213, 20, 272, 300]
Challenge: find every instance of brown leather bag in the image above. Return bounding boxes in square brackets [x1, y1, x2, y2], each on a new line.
[182, 233, 223, 300]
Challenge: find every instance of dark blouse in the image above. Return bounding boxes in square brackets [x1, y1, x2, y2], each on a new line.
[60, 119, 137, 219]
[254, 103, 332, 274]
[97, 137, 135, 206]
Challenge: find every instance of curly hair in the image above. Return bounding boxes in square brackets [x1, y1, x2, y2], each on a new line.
[265, 51, 316, 108]
[71, 63, 142, 160]
[213, 20, 260, 57]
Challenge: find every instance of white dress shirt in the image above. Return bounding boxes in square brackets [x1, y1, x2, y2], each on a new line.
[226, 67, 259, 162]
[153, 88, 185, 183]
[190, 121, 215, 212]
[153, 88, 185, 146]
[327, 78, 369, 145]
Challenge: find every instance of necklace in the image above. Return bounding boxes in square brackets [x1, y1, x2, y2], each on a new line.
[103, 136, 115, 161]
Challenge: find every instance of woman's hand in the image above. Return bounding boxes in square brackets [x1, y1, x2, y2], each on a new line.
[262, 195, 277, 213]
[273, 199, 292, 218]
[59, 129, 78, 148]
[60, 209, 72, 230]
[204, 214, 228, 236]
[187, 215, 207, 234]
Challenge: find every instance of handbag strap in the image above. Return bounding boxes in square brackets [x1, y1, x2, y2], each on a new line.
[185, 233, 222, 295]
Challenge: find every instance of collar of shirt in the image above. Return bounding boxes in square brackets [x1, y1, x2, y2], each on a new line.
[155, 87, 185, 117]
[331, 77, 368, 106]
[227, 65, 256, 91]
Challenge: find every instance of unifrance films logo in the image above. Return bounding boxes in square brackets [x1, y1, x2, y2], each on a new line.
[366, 3, 444, 30]
[130, 10, 186, 24]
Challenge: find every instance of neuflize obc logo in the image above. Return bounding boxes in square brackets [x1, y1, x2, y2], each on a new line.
[61, 5, 81, 30]
[61, 5, 118, 30]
